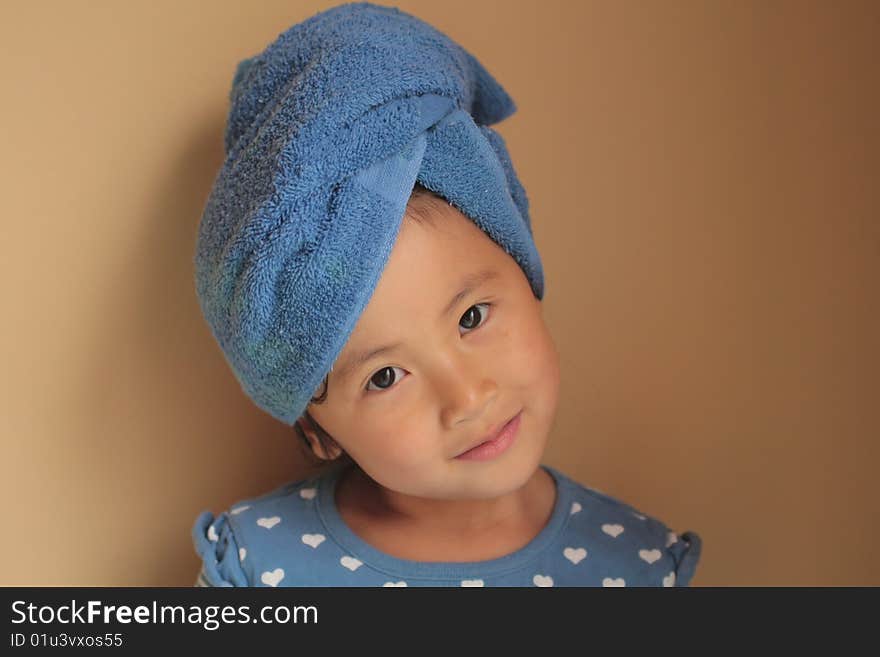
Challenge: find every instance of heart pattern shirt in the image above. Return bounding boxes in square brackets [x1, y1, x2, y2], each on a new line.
[193, 463, 701, 587]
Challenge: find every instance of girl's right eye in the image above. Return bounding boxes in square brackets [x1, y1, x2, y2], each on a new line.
[365, 366, 406, 393]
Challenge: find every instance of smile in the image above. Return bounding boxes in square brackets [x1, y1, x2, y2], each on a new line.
[454, 410, 522, 461]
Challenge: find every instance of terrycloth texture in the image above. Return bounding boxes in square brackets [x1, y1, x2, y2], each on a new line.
[194, 2, 544, 425]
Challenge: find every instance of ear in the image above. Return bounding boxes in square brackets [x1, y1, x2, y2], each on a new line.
[297, 417, 343, 461]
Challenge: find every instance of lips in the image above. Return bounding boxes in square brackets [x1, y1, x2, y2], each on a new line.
[456, 411, 520, 457]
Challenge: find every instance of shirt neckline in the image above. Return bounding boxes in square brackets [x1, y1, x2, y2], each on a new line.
[315, 462, 570, 580]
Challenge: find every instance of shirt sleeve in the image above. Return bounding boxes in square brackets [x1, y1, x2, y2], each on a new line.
[192, 510, 250, 587]
[666, 530, 702, 587]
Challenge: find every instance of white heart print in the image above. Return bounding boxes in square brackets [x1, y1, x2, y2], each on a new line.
[256, 516, 281, 530]
[340, 556, 362, 571]
[230, 505, 250, 515]
[663, 572, 676, 587]
[460, 579, 484, 587]
[639, 549, 662, 564]
[239, 548, 246, 561]
[207, 524, 219, 542]
[261, 568, 284, 587]
[533, 574, 554, 587]
[383, 581, 407, 587]
[570, 502, 582, 515]
[602, 524, 625, 538]
[299, 487, 317, 500]
[301, 533, 325, 548]
[602, 577, 626, 587]
[563, 547, 587, 564]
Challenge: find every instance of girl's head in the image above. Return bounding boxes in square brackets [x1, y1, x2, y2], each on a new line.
[294, 183, 561, 501]
[194, 3, 550, 497]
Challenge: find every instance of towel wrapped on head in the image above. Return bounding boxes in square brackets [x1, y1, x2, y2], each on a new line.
[194, 1, 545, 425]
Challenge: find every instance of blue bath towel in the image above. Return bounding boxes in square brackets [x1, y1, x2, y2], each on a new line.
[194, 2, 544, 425]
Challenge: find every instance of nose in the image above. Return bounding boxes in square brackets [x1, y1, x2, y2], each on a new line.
[436, 352, 499, 429]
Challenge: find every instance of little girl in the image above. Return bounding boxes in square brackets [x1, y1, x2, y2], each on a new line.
[191, 2, 701, 587]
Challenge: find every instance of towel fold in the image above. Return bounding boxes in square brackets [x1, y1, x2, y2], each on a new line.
[194, 1, 544, 425]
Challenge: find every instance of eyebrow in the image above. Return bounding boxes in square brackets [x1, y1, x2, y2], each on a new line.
[332, 268, 500, 385]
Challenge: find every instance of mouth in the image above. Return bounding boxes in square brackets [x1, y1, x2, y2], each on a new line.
[454, 410, 523, 461]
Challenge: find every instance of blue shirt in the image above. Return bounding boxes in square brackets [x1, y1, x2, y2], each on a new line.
[192, 463, 702, 587]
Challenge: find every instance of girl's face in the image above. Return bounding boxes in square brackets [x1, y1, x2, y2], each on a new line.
[307, 202, 560, 503]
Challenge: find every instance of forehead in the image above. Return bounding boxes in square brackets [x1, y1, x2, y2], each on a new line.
[362, 205, 512, 315]
[330, 203, 521, 374]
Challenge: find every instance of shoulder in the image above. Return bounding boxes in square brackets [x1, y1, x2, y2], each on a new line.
[546, 466, 702, 586]
[192, 469, 331, 587]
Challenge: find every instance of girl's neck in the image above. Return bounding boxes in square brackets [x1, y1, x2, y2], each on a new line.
[336, 463, 556, 540]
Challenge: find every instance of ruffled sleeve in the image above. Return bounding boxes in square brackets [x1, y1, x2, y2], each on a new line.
[192, 511, 250, 587]
[666, 530, 702, 587]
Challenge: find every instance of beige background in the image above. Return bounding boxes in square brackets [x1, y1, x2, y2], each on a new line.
[1, 0, 877, 586]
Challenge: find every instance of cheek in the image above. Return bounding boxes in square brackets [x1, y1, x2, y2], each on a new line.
[344, 407, 433, 464]
[509, 302, 555, 361]
[509, 310, 561, 404]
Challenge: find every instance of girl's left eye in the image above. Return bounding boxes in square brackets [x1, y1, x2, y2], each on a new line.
[363, 303, 492, 394]
[458, 302, 491, 333]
